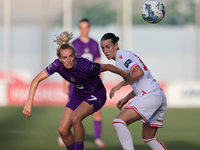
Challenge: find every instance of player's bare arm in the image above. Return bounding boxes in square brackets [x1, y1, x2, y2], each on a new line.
[125, 66, 144, 85]
[22, 70, 49, 119]
[116, 90, 136, 110]
[101, 64, 129, 78]
[110, 81, 128, 99]
[110, 66, 143, 99]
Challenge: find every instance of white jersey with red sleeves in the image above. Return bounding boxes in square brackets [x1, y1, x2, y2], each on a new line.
[115, 50, 160, 95]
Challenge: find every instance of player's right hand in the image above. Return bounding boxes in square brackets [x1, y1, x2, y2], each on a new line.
[116, 99, 124, 110]
[22, 101, 33, 119]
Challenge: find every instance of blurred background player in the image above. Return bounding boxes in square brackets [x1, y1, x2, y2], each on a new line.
[57, 18, 105, 147]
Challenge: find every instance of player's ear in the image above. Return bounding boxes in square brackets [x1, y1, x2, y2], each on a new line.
[114, 42, 118, 49]
[58, 57, 62, 62]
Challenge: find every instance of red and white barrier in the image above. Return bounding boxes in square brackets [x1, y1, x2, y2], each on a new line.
[3, 72, 200, 108]
[6, 81, 165, 107]
[6, 82, 133, 107]
[8, 83, 68, 106]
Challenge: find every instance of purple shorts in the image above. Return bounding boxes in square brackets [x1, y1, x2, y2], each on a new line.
[66, 86, 106, 113]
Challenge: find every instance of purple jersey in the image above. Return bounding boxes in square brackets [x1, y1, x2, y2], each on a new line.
[72, 38, 100, 62]
[67, 38, 101, 97]
[45, 57, 103, 97]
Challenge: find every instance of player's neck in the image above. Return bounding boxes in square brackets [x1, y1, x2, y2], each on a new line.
[80, 36, 90, 43]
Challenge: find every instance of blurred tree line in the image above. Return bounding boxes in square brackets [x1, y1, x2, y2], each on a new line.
[73, 0, 195, 26]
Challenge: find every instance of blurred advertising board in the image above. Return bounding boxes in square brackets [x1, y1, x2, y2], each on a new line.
[7, 82, 165, 107]
[8, 83, 68, 106]
[7, 82, 132, 107]
[0, 72, 167, 107]
[0, 80, 7, 106]
[167, 82, 200, 108]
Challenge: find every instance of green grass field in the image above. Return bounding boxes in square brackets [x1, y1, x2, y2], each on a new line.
[0, 107, 200, 150]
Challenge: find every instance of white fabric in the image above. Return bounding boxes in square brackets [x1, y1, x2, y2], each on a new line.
[143, 137, 167, 150]
[113, 118, 134, 150]
[115, 50, 160, 96]
[125, 88, 167, 128]
[115, 50, 167, 128]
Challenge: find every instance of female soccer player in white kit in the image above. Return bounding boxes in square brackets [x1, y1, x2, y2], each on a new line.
[100, 33, 167, 150]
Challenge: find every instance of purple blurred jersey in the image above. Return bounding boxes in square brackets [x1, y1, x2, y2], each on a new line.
[72, 38, 100, 62]
[45, 57, 103, 97]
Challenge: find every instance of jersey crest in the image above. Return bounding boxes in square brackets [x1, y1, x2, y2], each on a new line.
[70, 76, 76, 82]
[124, 59, 132, 68]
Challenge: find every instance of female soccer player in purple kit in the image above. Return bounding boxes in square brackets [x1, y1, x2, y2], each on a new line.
[58, 18, 106, 147]
[22, 31, 129, 150]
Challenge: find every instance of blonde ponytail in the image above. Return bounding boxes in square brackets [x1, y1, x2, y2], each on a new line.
[54, 31, 76, 57]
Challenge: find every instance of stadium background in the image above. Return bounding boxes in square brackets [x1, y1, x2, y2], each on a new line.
[1, 0, 200, 107]
[0, 0, 200, 150]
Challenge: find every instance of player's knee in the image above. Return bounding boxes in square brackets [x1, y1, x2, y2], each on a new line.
[71, 113, 81, 127]
[113, 118, 127, 127]
[58, 125, 70, 136]
[58, 126, 63, 135]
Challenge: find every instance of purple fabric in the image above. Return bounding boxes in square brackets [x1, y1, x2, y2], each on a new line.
[68, 83, 74, 97]
[66, 143, 74, 150]
[74, 141, 84, 150]
[94, 120, 102, 139]
[72, 38, 100, 62]
[66, 85, 106, 113]
[68, 38, 101, 97]
[45, 57, 103, 98]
